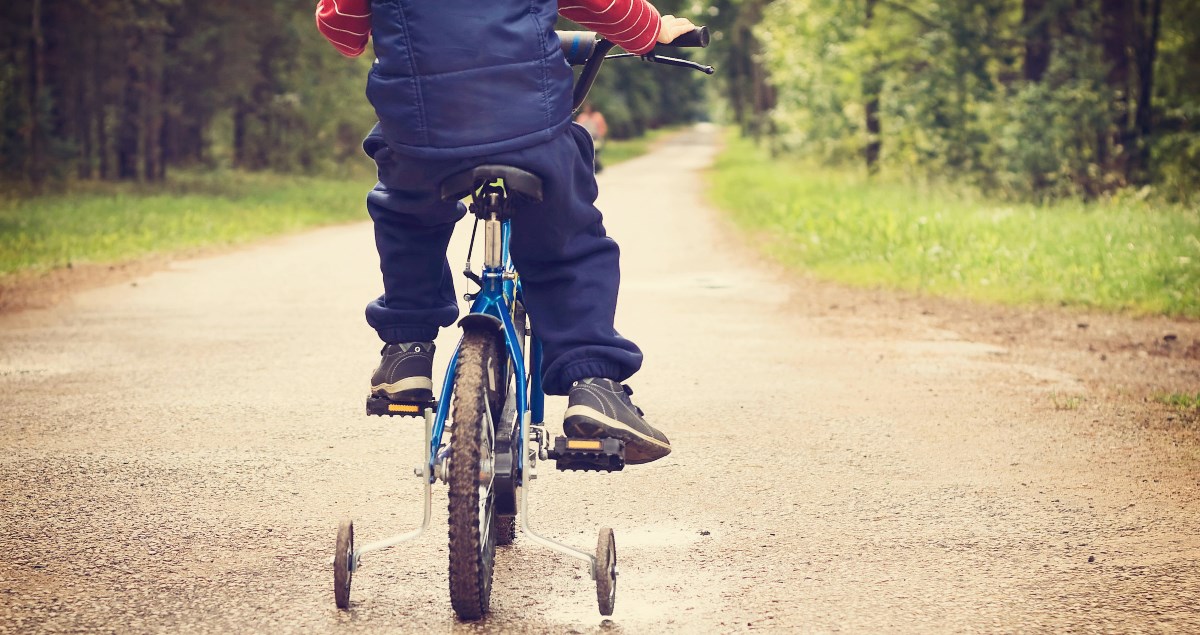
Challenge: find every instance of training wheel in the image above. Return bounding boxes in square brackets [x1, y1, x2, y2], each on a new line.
[334, 519, 354, 609]
[594, 527, 617, 616]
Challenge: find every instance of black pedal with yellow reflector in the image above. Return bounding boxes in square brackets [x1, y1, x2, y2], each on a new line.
[366, 395, 437, 418]
[548, 436, 625, 472]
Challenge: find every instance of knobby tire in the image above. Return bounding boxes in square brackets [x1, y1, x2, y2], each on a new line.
[447, 331, 501, 620]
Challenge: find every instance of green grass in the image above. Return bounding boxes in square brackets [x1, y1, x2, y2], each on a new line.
[0, 169, 371, 276]
[1155, 392, 1200, 424]
[1051, 392, 1085, 411]
[1155, 392, 1200, 409]
[709, 134, 1200, 318]
[0, 128, 676, 278]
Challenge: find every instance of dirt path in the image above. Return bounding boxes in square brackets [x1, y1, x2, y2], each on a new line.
[1, 125, 1197, 633]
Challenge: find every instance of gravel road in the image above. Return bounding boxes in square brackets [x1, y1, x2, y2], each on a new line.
[2, 125, 1197, 633]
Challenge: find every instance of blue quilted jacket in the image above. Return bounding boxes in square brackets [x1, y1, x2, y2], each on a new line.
[367, 0, 575, 159]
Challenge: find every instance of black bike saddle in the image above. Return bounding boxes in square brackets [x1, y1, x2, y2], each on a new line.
[439, 164, 544, 203]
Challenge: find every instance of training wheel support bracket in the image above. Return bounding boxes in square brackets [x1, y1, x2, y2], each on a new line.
[342, 407, 437, 570]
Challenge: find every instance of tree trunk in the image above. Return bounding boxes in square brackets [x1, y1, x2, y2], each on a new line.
[727, 0, 775, 139]
[79, 48, 96, 179]
[142, 27, 165, 181]
[751, 49, 776, 139]
[84, 22, 105, 179]
[29, 0, 47, 192]
[118, 23, 143, 181]
[863, 0, 882, 174]
[118, 63, 141, 180]
[98, 106, 111, 179]
[1022, 0, 1052, 82]
[1132, 0, 1162, 182]
[1099, 0, 1135, 183]
[233, 98, 247, 169]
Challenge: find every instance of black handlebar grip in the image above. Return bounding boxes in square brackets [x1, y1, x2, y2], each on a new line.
[557, 30, 599, 66]
[660, 26, 710, 49]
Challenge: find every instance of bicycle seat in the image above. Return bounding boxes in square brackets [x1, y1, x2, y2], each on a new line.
[440, 165, 544, 203]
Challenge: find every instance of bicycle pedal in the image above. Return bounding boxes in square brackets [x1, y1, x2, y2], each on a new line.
[548, 437, 625, 472]
[366, 395, 436, 418]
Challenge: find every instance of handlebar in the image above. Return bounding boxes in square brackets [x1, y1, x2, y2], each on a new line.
[556, 27, 711, 65]
[655, 26, 711, 49]
[556, 26, 713, 111]
[557, 31, 600, 66]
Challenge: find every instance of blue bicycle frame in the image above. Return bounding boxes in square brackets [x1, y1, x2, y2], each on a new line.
[424, 219, 544, 484]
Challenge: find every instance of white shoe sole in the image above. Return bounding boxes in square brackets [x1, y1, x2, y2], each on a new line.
[372, 376, 433, 397]
[562, 405, 671, 452]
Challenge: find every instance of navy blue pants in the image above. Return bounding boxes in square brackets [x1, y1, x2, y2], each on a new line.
[362, 122, 642, 396]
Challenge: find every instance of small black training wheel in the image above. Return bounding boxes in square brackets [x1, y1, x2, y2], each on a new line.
[334, 519, 354, 609]
[595, 527, 617, 616]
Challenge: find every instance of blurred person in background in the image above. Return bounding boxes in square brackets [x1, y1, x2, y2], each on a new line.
[576, 102, 608, 173]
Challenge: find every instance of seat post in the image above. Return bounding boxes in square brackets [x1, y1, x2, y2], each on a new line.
[479, 190, 505, 270]
[483, 212, 502, 270]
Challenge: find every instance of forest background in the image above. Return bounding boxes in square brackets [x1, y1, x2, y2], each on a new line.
[0, 0, 708, 189]
[2, 0, 1196, 200]
[0, 0, 1197, 317]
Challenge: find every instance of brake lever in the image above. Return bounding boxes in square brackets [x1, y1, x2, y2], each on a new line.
[644, 53, 715, 75]
[604, 52, 716, 74]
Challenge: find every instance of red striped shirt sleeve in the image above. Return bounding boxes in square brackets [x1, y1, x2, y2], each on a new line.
[559, 0, 662, 55]
[315, 0, 372, 57]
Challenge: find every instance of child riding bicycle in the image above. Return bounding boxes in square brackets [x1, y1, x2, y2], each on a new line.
[315, 0, 695, 464]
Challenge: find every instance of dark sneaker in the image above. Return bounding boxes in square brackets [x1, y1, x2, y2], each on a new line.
[563, 378, 671, 464]
[370, 342, 435, 402]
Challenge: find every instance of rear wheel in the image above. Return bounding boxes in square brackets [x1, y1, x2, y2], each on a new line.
[447, 331, 504, 620]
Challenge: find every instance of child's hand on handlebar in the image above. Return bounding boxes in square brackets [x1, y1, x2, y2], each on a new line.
[657, 15, 697, 44]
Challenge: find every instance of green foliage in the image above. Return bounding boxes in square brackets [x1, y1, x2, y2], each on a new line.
[0, 0, 710, 187]
[1151, 0, 1200, 201]
[0, 0, 382, 183]
[709, 134, 1200, 317]
[751, 0, 1197, 200]
[705, 0, 777, 138]
[753, 0, 854, 161]
[983, 58, 1114, 198]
